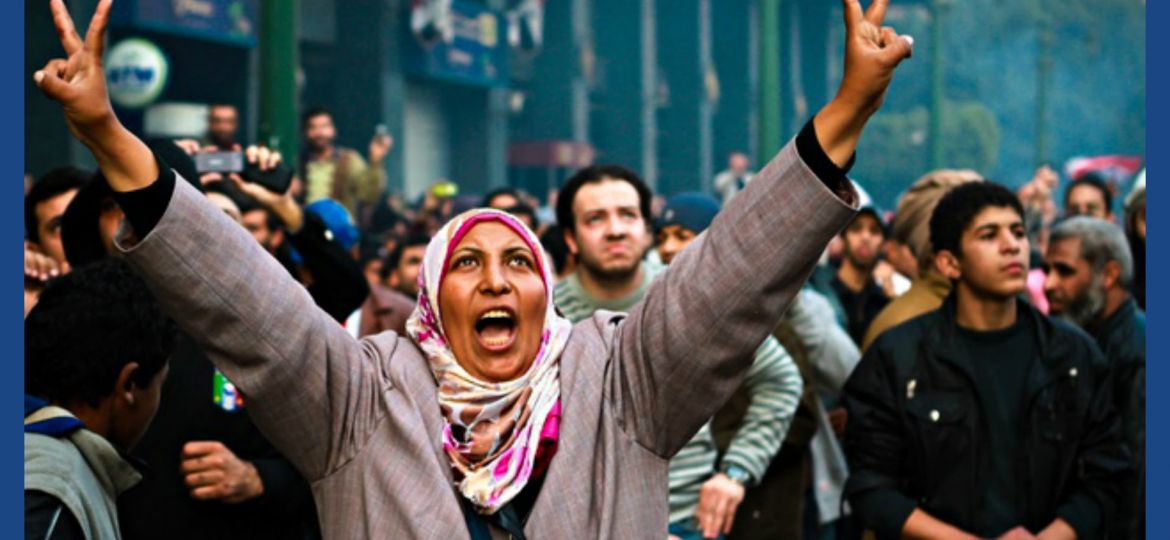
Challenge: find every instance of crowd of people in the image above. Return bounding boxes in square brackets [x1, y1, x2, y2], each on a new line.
[24, 0, 1144, 539]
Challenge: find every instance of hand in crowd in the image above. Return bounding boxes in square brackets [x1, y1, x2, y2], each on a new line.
[828, 407, 849, 438]
[873, 260, 898, 298]
[369, 132, 394, 165]
[995, 526, 1038, 540]
[180, 441, 264, 504]
[696, 473, 746, 538]
[24, 244, 68, 282]
[228, 146, 305, 232]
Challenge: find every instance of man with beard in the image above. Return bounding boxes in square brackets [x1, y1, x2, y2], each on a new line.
[299, 106, 392, 215]
[843, 182, 1128, 540]
[205, 104, 241, 150]
[554, 178, 800, 540]
[553, 164, 660, 318]
[815, 207, 892, 345]
[1044, 216, 1144, 539]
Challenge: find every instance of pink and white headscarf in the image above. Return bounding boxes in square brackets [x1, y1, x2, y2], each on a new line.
[406, 209, 572, 514]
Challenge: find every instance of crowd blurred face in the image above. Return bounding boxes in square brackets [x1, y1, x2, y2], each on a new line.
[937, 206, 1030, 299]
[390, 245, 427, 297]
[1044, 237, 1106, 326]
[364, 258, 384, 289]
[656, 225, 697, 265]
[207, 105, 239, 148]
[304, 113, 337, 154]
[438, 222, 547, 382]
[565, 179, 649, 282]
[242, 209, 281, 254]
[32, 187, 80, 263]
[841, 213, 884, 271]
[1065, 184, 1112, 220]
[487, 193, 520, 210]
[729, 153, 749, 174]
[109, 362, 169, 451]
[1132, 203, 1146, 241]
[206, 192, 242, 223]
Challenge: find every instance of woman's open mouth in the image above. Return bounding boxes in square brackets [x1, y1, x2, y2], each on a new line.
[474, 308, 518, 352]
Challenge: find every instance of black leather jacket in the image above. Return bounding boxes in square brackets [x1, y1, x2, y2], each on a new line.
[842, 296, 1131, 540]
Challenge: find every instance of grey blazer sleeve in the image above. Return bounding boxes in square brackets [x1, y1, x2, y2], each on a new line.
[606, 139, 857, 457]
[118, 178, 393, 482]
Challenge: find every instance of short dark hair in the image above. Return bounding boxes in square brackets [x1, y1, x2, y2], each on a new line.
[25, 259, 176, 408]
[383, 227, 432, 280]
[540, 225, 571, 275]
[301, 106, 333, 132]
[929, 181, 1024, 258]
[26, 167, 91, 243]
[1065, 174, 1113, 213]
[482, 187, 521, 208]
[556, 164, 652, 234]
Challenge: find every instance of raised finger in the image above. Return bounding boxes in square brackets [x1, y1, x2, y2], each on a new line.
[245, 145, 259, 164]
[49, 0, 84, 56]
[842, 0, 864, 31]
[266, 151, 282, 170]
[85, 0, 114, 59]
[865, 0, 889, 26]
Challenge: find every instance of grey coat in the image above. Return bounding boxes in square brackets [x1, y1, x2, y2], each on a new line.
[119, 140, 855, 538]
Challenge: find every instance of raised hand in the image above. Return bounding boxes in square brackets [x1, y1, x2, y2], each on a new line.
[837, 0, 914, 115]
[35, 0, 115, 146]
[35, 0, 159, 193]
[815, 0, 914, 167]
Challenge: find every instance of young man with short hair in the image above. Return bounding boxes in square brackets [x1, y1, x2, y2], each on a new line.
[843, 182, 1129, 540]
[382, 228, 432, 298]
[25, 258, 177, 540]
[815, 207, 891, 345]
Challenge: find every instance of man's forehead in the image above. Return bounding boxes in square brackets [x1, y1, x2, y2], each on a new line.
[574, 179, 640, 210]
[968, 206, 1023, 228]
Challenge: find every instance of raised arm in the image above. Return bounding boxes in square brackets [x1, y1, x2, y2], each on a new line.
[34, 0, 389, 481]
[605, 0, 912, 456]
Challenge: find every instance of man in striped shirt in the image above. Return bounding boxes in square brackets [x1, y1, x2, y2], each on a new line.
[553, 180, 801, 540]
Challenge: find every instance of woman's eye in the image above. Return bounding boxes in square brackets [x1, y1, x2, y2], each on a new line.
[453, 257, 475, 268]
[509, 256, 532, 268]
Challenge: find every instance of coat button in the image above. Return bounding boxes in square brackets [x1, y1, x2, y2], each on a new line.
[930, 409, 940, 422]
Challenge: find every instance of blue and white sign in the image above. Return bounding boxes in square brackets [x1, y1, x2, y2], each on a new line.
[105, 38, 170, 109]
[113, 0, 258, 47]
[406, 1, 509, 88]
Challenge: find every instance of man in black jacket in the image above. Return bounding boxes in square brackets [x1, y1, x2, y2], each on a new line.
[842, 182, 1129, 540]
[1044, 216, 1145, 540]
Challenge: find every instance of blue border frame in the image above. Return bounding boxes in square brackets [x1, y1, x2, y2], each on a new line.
[6, 0, 1160, 537]
[1144, 0, 1162, 536]
[5, 0, 23, 535]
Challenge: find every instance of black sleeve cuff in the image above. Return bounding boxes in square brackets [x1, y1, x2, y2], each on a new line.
[851, 487, 918, 540]
[110, 154, 177, 238]
[1057, 493, 1102, 540]
[795, 118, 856, 202]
